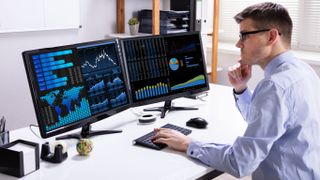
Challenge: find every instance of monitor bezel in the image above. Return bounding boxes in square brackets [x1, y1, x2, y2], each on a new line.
[119, 31, 210, 107]
[23, 38, 131, 138]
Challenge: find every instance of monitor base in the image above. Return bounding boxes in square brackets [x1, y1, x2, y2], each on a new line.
[144, 100, 198, 118]
[56, 124, 122, 140]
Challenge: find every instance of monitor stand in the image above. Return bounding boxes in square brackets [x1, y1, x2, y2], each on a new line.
[143, 100, 198, 118]
[56, 124, 122, 140]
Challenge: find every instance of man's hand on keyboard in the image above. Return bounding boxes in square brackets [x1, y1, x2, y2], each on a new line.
[152, 128, 192, 152]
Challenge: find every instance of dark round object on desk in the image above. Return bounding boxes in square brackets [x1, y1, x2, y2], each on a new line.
[186, 117, 208, 129]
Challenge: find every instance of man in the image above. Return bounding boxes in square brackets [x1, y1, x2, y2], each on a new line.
[153, 2, 320, 179]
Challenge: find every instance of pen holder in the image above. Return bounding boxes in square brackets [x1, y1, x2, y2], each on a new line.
[0, 131, 9, 146]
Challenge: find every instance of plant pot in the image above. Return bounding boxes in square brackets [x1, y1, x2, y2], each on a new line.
[129, 24, 139, 35]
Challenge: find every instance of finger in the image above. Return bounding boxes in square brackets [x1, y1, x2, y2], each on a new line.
[233, 69, 240, 80]
[233, 62, 240, 69]
[227, 71, 235, 80]
[240, 64, 252, 77]
[240, 64, 250, 70]
[153, 137, 168, 144]
[234, 68, 242, 80]
[246, 64, 252, 71]
[228, 65, 238, 79]
[230, 63, 242, 80]
[228, 65, 234, 72]
[153, 129, 172, 139]
[228, 62, 239, 71]
[228, 62, 241, 72]
[156, 128, 172, 132]
[153, 128, 171, 135]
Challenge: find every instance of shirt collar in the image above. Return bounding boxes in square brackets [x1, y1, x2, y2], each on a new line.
[264, 51, 295, 78]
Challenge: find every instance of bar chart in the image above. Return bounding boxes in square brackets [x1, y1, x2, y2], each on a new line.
[32, 49, 74, 91]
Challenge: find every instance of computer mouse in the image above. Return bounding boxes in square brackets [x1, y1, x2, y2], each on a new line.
[186, 117, 208, 129]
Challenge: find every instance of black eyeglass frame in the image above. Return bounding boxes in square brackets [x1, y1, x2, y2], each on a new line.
[239, 29, 271, 41]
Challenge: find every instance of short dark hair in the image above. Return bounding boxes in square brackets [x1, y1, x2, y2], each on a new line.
[234, 2, 293, 46]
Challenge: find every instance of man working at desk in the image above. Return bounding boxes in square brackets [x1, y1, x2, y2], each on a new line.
[153, 2, 320, 179]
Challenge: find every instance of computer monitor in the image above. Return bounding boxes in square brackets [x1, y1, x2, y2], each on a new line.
[23, 39, 130, 139]
[120, 32, 209, 118]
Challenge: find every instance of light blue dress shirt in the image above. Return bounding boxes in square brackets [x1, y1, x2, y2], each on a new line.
[187, 51, 320, 180]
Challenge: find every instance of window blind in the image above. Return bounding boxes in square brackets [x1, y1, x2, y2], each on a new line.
[297, 0, 320, 51]
[218, 0, 319, 52]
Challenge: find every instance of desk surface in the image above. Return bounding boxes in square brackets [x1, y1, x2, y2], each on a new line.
[1, 84, 247, 180]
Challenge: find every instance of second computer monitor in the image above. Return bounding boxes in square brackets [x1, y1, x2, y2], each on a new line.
[121, 32, 209, 106]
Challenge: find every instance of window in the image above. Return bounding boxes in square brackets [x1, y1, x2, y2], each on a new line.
[218, 0, 320, 52]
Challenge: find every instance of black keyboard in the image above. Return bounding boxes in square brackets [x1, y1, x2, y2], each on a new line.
[133, 123, 192, 150]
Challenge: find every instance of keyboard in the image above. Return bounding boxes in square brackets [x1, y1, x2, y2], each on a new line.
[133, 123, 192, 150]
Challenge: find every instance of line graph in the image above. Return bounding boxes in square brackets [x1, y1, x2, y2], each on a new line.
[78, 43, 119, 74]
[81, 49, 117, 69]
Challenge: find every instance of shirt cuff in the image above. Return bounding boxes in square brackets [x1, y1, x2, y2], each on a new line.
[187, 140, 203, 158]
[233, 88, 247, 95]
[233, 88, 250, 101]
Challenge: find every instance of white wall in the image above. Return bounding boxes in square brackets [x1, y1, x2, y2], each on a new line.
[0, 0, 161, 130]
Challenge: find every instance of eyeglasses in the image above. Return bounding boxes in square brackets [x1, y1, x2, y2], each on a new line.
[239, 29, 270, 41]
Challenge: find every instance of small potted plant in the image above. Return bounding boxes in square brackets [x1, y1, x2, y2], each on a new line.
[128, 17, 139, 35]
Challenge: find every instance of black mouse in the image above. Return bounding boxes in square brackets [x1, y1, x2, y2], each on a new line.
[186, 117, 208, 129]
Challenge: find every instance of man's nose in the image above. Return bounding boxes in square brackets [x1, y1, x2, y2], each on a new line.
[236, 39, 243, 48]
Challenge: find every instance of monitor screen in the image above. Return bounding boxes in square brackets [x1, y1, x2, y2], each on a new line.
[23, 39, 130, 138]
[120, 32, 209, 107]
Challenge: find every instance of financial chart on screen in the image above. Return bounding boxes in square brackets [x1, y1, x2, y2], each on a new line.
[78, 42, 128, 115]
[121, 32, 208, 104]
[23, 32, 208, 138]
[24, 40, 129, 133]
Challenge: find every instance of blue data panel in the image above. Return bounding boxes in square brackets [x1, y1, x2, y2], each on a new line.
[77, 41, 128, 115]
[122, 33, 207, 102]
[28, 41, 130, 133]
[41, 86, 91, 131]
[30, 48, 92, 132]
[24, 39, 131, 138]
[32, 50, 74, 91]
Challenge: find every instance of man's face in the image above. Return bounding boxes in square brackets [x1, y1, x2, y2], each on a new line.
[236, 19, 270, 67]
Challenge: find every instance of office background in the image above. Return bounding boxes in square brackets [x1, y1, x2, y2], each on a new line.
[1, 0, 320, 131]
[0, 0, 170, 130]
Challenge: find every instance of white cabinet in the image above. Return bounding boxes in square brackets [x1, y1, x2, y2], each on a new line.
[0, 0, 80, 33]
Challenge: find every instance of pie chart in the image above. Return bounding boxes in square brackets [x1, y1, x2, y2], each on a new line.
[169, 58, 179, 71]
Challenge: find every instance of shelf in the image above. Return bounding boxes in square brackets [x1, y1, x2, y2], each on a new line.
[106, 33, 151, 39]
[116, 0, 220, 83]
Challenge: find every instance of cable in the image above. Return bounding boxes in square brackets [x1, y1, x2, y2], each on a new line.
[187, 92, 209, 101]
[187, 92, 208, 101]
[195, 92, 209, 102]
[29, 124, 48, 143]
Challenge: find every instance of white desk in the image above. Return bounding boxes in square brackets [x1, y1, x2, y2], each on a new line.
[1, 84, 247, 180]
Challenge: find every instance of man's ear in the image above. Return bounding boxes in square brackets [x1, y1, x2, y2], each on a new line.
[267, 29, 279, 45]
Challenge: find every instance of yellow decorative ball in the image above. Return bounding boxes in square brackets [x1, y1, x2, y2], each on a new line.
[76, 139, 93, 156]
